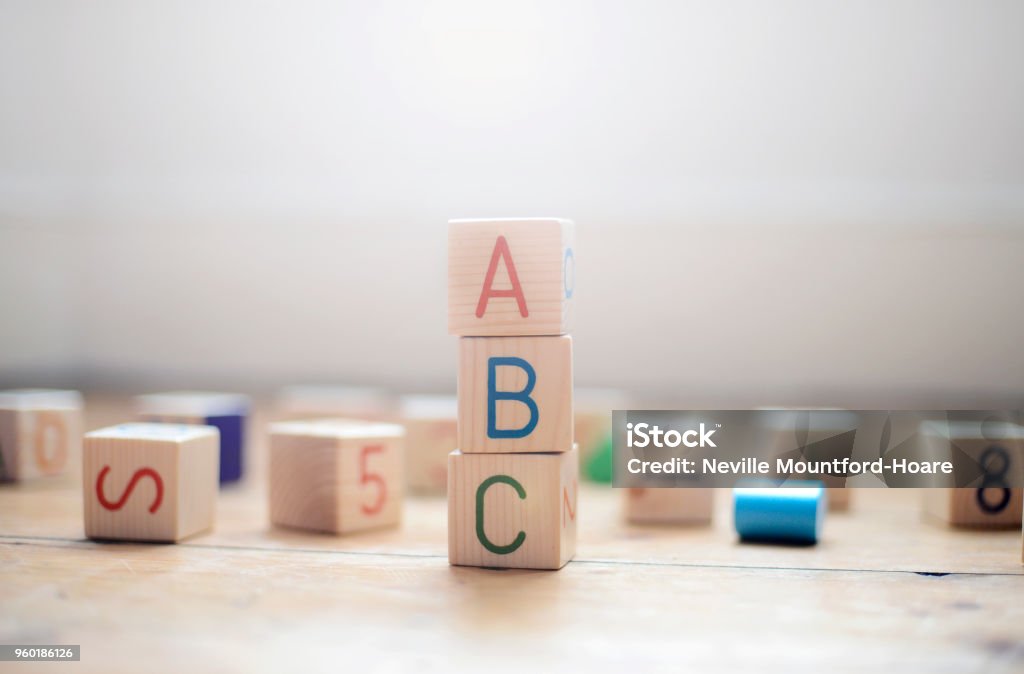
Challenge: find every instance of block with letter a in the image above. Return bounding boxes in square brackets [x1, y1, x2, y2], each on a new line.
[448, 445, 578, 570]
[448, 218, 574, 336]
[458, 335, 573, 454]
[83, 423, 219, 542]
[0, 389, 83, 482]
[269, 419, 404, 534]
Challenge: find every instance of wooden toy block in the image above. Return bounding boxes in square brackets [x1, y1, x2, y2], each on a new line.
[401, 395, 457, 494]
[136, 391, 250, 484]
[276, 385, 394, 421]
[575, 387, 628, 483]
[923, 488, 1023, 528]
[624, 487, 714, 525]
[83, 423, 219, 542]
[0, 389, 83, 481]
[448, 218, 574, 336]
[458, 335, 573, 454]
[920, 421, 1023, 528]
[448, 445, 578, 570]
[269, 419, 404, 534]
[827, 488, 851, 511]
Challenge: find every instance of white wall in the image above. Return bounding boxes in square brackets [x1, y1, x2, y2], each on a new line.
[1, 1, 1022, 407]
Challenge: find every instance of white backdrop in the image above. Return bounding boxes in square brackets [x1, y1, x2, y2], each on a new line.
[2, 1, 1022, 407]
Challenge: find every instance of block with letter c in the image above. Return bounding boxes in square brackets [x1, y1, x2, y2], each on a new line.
[447, 445, 578, 570]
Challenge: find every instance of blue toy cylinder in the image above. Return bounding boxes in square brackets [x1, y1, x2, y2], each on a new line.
[733, 481, 826, 544]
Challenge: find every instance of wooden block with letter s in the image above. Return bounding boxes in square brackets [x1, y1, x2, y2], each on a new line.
[448, 218, 574, 336]
[83, 423, 219, 542]
[448, 445, 578, 570]
[624, 487, 714, 525]
[269, 419, 404, 534]
[920, 421, 1023, 528]
[458, 335, 573, 454]
[0, 389, 83, 482]
[136, 391, 250, 484]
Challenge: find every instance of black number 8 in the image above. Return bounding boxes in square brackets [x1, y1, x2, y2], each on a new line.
[975, 445, 1011, 514]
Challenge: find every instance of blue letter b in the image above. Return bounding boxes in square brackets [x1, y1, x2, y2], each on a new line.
[487, 357, 539, 439]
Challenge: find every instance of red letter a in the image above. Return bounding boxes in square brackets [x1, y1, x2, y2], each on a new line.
[476, 235, 528, 318]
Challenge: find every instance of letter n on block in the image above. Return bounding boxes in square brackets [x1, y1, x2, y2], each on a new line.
[459, 335, 573, 453]
[448, 446, 578, 570]
[83, 423, 219, 542]
[448, 218, 574, 336]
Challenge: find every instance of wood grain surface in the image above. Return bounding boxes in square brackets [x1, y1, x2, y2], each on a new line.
[1, 395, 1022, 673]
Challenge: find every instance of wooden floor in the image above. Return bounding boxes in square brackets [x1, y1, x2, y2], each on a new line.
[1, 396, 1023, 673]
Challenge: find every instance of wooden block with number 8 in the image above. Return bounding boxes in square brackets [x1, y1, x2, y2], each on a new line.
[448, 218, 574, 336]
[458, 335, 573, 454]
[270, 420, 404, 534]
[0, 389, 83, 482]
[448, 446, 578, 570]
[921, 421, 1023, 528]
[83, 423, 219, 542]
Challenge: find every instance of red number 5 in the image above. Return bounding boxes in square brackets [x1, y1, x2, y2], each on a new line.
[360, 445, 387, 515]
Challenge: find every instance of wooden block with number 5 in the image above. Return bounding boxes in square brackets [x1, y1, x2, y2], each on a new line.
[459, 335, 573, 453]
[0, 389, 83, 482]
[269, 420, 404, 534]
[83, 423, 219, 542]
[448, 445, 578, 570]
[448, 218, 574, 336]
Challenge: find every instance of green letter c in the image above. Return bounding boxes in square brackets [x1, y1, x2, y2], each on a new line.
[476, 474, 527, 555]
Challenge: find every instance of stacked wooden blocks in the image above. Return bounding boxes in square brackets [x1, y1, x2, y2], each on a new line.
[136, 391, 250, 485]
[0, 389, 82, 482]
[447, 218, 578, 570]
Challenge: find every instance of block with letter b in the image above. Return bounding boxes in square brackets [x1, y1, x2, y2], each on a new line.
[448, 218, 575, 336]
[458, 335, 573, 454]
[448, 445, 578, 569]
[83, 423, 219, 542]
[136, 391, 250, 484]
[0, 389, 83, 482]
[269, 420, 404, 534]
